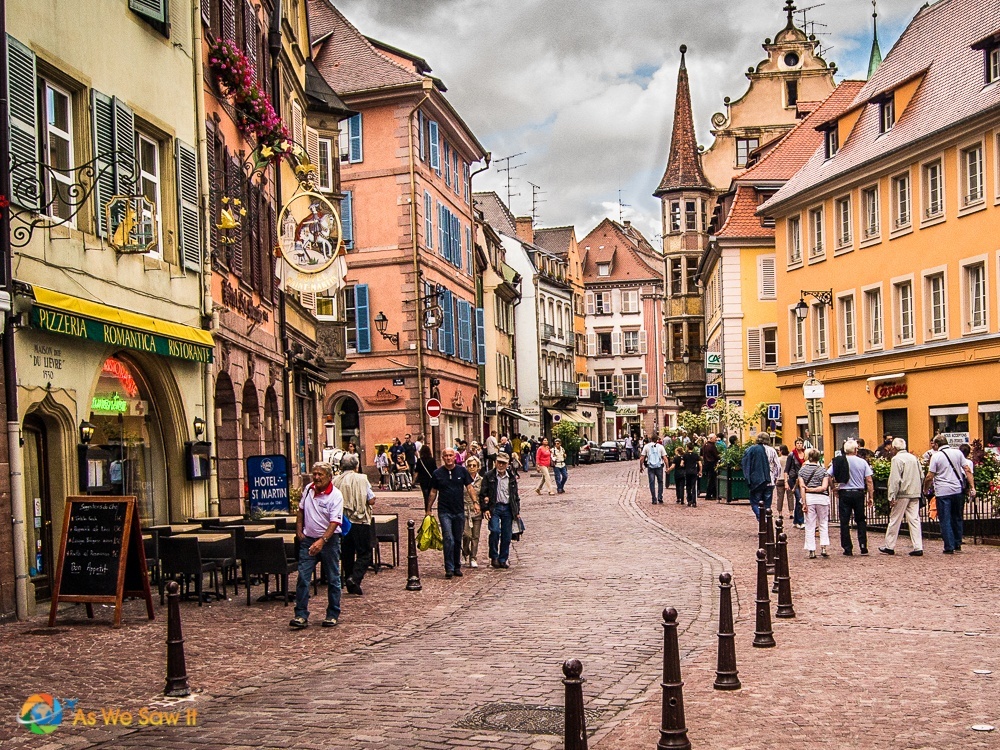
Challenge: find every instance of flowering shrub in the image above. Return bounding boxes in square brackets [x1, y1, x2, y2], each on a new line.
[970, 439, 1000, 511]
[208, 39, 288, 154]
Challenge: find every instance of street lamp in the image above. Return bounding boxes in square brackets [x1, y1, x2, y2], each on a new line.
[682, 349, 691, 365]
[795, 290, 834, 320]
[193, 416, 206, 439]
[79, 420, 95, 445]
[373, 311, 400, 348]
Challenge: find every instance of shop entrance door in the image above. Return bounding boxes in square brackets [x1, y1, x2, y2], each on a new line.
[880, 408, 908, 447]
[23, 415, 53, 600]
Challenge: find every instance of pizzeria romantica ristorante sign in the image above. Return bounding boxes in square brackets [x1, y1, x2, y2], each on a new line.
[30, 307, 213, 363]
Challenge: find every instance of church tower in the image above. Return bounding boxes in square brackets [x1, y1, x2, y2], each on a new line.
[654, 45, 712, 413]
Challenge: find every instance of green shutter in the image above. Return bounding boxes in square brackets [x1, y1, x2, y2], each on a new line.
[130, 0, 167, 23]
[175, 139, 201, 271]
[91, 91, 116, 236]
[6, 35, 39, 209]
[112, 97, 135, 193]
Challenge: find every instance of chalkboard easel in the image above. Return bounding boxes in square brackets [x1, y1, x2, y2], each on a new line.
[48, 496, 155, 629]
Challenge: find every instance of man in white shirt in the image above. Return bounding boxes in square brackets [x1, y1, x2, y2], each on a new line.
[640, 437, 668, 504]
[924, 435, 975, 554]
[484, 430, 499, 471]
[291, 462, 344, 629]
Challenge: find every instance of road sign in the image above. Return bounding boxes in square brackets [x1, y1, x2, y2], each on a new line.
[247, 454, 289, 513]
[803, 383, 825, 399]
[767, 404, 781, 421]
[706, 383, 720, 399]
[706, 397, 718, 409]
[706, 352, 722, 373]
[429, 416, 440, 426]
[426, 398, 442, 418]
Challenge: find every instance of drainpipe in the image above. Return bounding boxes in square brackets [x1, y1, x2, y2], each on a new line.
[468, 156, 490, 438]
[0, 1, 29, 620]
[192, 1, 218, 517]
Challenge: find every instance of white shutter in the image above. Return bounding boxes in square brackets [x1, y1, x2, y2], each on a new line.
[758, 255, 777, 300]
[638, 329, 648, 354]
[611, 330, 622, 356]
[611, 288, 622, 314]
[291, 101, 303, 146]
[587, 333, 596, 356]
[299, 290, 316, 311]
[746, 328, 762, 370]
[305, 126, 320, 169]
[585, 291, 595, 315]
[613, 374, 625, 396]
[601, 291, 612, 313]
[640, 372, 649, 397]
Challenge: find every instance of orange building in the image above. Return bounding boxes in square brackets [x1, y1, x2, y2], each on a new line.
[763, 0, 1000, 452]
[309, 1, 488, 463]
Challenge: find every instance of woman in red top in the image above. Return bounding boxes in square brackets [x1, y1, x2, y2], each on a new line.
[535, 437, 555, 495]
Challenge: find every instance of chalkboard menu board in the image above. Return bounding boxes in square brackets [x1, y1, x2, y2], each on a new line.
[48, 496, 154, 628]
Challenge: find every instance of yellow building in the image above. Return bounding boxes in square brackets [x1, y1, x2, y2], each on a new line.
[763, 0, 1000, 452]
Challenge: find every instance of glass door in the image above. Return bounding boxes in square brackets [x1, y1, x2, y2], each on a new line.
[23, 416, 53, 600]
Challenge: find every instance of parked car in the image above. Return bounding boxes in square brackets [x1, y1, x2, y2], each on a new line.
[601, 440, 622, 461]
[578, 440, 604, 464]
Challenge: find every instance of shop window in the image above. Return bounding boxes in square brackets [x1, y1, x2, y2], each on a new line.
[930, 408, 969, 442]
[981, 407, 1000, 447]
[831, 417, 860, 452]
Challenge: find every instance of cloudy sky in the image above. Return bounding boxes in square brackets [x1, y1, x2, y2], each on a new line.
[334, 0, 918, 245]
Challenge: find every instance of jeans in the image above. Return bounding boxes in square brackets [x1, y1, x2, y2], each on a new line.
[295, 536, 342, 622]
[685, 473, 699, 505]
[341, 522, 372, 586]
[438, 510, 465, 573]
[936, 494, 965, 551]
[554, 466, 568, 492]
[748, 484, 774, 520]
[647, 466, 664, 503]
[793, 487, 804, 526]
[704, 463, 718, 499]
[838, 491, 868, 552]
[488, 502, 514, 563]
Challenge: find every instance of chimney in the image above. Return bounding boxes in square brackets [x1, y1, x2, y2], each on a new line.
[515, 216, 534, 245]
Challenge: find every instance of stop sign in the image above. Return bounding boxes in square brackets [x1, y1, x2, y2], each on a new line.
[425, 398, 442, 418]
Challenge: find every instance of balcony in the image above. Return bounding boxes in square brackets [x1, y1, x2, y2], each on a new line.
[542, 381, 578, 399]
[316, 318, 352, 378]
[541, 324, 555, 342]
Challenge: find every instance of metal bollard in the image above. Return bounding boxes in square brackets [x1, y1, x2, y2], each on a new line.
[775, 531, 796, 619]
[713, 573, 741, 690]
[764, 508, 776, 575]
[563, 659, 588, 750]
[164, 580, 191, 697]
[757, 508, 768, 564]
[657, 608, 691, 750]
[772, 518, 784, 593]
[406, 519, 422, 591]
[752, 549, 776, 648]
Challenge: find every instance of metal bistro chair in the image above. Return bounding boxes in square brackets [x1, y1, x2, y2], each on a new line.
[207, 526, 246, 587]
[198, 528, 241, 595]
[143, 528, 161, 586]
[244, 537, 297, 605]
[372, 514, 400, 571]
[158, 535, 221, 606]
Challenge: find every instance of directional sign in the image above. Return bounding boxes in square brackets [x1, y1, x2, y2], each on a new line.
[706, 383, 720, 399]
[426, 398, 442, 418]
[767, 404, 781, 421]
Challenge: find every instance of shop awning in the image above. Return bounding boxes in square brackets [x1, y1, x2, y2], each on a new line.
[551, 408, 596, 426]
[500, 407, 539, 423]
[29, 286, 214, 363]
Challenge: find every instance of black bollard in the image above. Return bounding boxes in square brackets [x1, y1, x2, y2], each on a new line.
[164, 581, 190, 697]
[713, 572, 741, 691]
[406, 519, 422, 591]
[757, 507, 768, 564]
[657, 607, 691, 750]
[764, 508, 776, 575]
[563, 659, 588, 750]
[775, 532, 796, 619]
[752, 549, 776, 648]
[772, 518, 784, 593]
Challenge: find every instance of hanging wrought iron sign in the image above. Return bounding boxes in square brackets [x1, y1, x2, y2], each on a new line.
[105, 195, 157, 254]
[277, 187, 347, 293]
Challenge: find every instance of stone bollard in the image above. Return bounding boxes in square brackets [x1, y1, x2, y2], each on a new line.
[764, 508, 776, 575]
[562, 659, 588, 750]
[775, 531, 796, 619]
[657, 608, 691, 750]
[713, 573, 741, 691]
[406, 519, 422, 592]
[164, 581, 190, 697]
[752, 549, 776, 648]
[772, 518, 784, 593]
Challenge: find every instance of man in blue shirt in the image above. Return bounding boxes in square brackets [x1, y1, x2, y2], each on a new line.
[827, 439, 874, 555]
[427, 448, 474, 579]
[742, 433, 775, 521]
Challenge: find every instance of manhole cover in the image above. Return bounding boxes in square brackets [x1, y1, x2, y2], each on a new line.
[456, 702, 603, 736]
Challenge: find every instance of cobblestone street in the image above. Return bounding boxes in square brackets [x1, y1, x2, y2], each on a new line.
[2, 461, 998, 749]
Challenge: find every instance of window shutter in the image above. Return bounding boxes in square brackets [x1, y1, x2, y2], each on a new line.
[613, 374, 624, 396]
[305, 126, 320, 169]
[640, 372, 649, 397]
[476, 307, 486, 365]
[465, 226, 473, 273]
[612, 330, 622, 356]
[585, 291, 595, 315]
[452, 215, 462, 270]
[746, 328, 762, 370]
[354, 283, 371, 353]
[222, 0, 236, 42]
[176, 139, 202, 272]
[602, 291, 612, 312]
[587, 333, 596, 356]
[611, 288, 621, 314]
[202, 0, 211, 26]
[112, 97, 135, 193]
[417, 110, 425, 161]
[291, 101, 303, 147]
[206, 120, 219, 256]
[340, 190, 353, 247]
[438, 203, 446, 258]
[242, 0, 258, 79]
[439, 290, 454, 354]
[91, 91, 116, 234]
[130, 0, 168, 25]
[424, 191, 433, 249]
[639, 329, 648, 354]
[443, 142, 451, 187]
[299, 290, 316, 311]
[458, 300, 471, 361]
[266, 202, 277, 300]
[227, 156, 243, 275]
[348, 113, 362, 163]
[758, 255, 776, 300]
[429, 121, 440, 172]
[7, 35, 38, 210]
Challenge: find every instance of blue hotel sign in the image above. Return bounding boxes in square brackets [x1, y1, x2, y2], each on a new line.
[247, 455, 289, 513]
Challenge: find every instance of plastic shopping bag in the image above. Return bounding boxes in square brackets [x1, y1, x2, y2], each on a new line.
[417, 514, 444, 551]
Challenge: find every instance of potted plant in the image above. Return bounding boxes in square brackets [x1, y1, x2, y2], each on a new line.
[553, 421, 583, 467]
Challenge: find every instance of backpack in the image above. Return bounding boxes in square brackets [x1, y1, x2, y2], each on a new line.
[832, 454, 851, 484]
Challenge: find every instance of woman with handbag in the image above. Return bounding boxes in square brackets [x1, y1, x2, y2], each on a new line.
[413, 445, 437, 506]
[462, 456, 485, 568]
[798, 449, 831, 558]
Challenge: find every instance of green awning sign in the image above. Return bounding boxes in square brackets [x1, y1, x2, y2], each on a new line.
[30, 307, 214, 363]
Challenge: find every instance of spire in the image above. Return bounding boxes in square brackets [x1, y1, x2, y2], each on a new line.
[783, 0, 797, 31]
[654, 45, 711, 197]
[867, 0, 883, 78]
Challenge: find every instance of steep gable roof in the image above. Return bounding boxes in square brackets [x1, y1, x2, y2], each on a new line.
[654, 46, 712, 196]
[716, 185, 774, 239]
[533, 226, 575, 256]
[579, 218, 663, 283]
[473, 192, 517, 237]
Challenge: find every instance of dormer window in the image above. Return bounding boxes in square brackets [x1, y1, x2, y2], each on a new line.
[879, 98, 895, 133]
[989, 45, 1000, 83]
[597, 262, 610, 277]
[824, 128, 839, 159]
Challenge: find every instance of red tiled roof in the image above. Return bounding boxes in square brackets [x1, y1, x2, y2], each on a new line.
[473, 192, 517, 237]
[654, 46, 712, 196]
[766, 0, 1000, 211]
[533, 226, 575, 257]
[579, 219, 663, 283]
[716, 185, 774, 239]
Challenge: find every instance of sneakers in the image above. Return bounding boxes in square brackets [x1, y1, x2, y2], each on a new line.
[878, 547, 894, 555]
[289, 617, 308, 629]
[943, 549, 954, 555]
[321, 617, 338, 628]
[470, 559, 478, 568]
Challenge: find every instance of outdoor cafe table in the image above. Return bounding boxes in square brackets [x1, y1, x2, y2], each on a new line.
[257, 532, 297, 559]
[188, 515, 244, 528]
[241, 523, 277, 536]
[160, 524, 201, 535]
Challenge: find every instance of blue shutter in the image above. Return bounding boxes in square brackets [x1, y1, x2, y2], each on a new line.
[424, 191, 433, 249]
[476, 307, 487, 365]
[452, 216, 462, 271]
[348, 113, 363, 163]
[425, 282, 435, 350]
[438, 203, 447, 258]
[445, 291, 455, 355]
[465, 225, 472, 273]
[443, 142, 451, 187]
[417, 110, 425, 161]
[460, 300, 473, 361]
[7, 36, 38, 210]
[355, 283, 371, 353]
[429, 121, 440, 172]
[341, 190, 353, 247]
